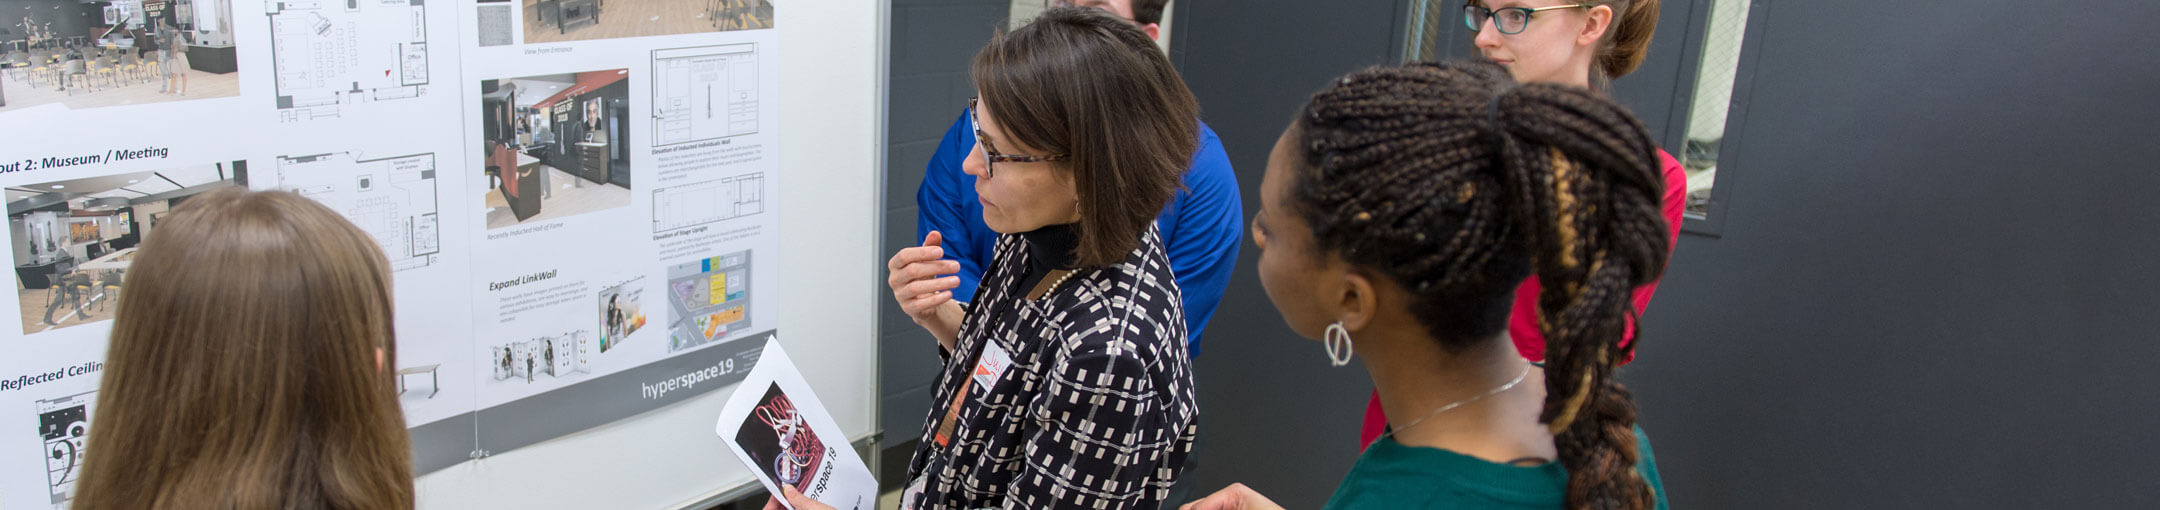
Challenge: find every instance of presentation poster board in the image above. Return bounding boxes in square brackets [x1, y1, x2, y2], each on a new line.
[0, 0, 787, 507]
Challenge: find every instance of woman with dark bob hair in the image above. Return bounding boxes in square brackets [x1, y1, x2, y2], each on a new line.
[818, 6, 1200, 510]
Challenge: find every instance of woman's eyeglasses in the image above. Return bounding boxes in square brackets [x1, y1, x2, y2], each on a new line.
[1462, 3, 1594, 35]
[969, 97, 1070, 177]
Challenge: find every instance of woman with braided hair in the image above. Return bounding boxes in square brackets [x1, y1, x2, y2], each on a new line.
[1183, 60, 1668, 509]
[1356, 0, 1691, 449]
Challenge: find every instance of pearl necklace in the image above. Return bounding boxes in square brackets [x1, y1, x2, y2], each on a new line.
[1041, 269, 1078, 295]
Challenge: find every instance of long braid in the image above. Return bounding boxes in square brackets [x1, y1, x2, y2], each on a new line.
[1293, 60, 1667, 510]
[1492, 80, 1666, 510]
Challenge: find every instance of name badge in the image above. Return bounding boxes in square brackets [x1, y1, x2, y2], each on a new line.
[971, 341, 1013, 393]
[900, 475, 926, 510]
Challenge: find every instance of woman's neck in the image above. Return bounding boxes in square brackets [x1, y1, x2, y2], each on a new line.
[1014, 223, 1080, 298]
[1018, 222, 1079, 271]
[1563, 66, 1593, 90]
[1362, 325, 1554, 463]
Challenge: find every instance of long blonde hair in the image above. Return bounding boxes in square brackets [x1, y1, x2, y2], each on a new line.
[73, 188, 414, 510]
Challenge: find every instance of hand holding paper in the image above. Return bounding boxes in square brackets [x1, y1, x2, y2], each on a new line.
[717, 337, 876, 510]
[762, 484, 836, 510]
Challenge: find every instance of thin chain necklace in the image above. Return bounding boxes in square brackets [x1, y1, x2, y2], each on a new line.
[1376, 363, 1534, 445]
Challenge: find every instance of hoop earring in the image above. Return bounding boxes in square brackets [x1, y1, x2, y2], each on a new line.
[1324, 322, 1354, 367]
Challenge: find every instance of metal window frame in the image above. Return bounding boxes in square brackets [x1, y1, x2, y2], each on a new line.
[1399, 0, 1773, 237]
[1668, 0, 1773, 237]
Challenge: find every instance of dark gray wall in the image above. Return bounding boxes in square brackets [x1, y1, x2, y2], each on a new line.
[877, 0, 1008, 487]
[880, 0, 2160, 507]
[1168, 0, 2160, 509]
[1622, 1, 2160, 507]
[1175, 0, 2160, 507]
[1165, 1, 1407, 508]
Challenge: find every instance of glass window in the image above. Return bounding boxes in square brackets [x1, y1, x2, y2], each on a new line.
[1405, 0, 1758, 226]
[1680, 0, 1753, 219]
[1402, 0, 1451, 62]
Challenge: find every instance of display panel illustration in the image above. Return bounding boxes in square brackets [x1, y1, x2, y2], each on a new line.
[598, 277, 647, 352]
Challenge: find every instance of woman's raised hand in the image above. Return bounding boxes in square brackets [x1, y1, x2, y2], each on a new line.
[886, 231, 964, 349]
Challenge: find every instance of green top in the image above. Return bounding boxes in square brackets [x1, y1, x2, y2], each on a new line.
[1322, 427, 1669, 510]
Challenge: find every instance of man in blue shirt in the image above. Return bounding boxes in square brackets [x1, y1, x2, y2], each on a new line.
[915, 0, 1240, 358]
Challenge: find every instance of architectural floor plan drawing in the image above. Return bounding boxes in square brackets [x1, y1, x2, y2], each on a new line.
[275, 153, 442, 271]
[666, 250, 751, 352]
[651, 172, 763, 232]
[652, 44, 759, 146]
[269, 0, 430, 121]
[36, 391, 95, 508]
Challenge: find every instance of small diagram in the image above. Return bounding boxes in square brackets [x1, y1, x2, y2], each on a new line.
[666, 250, 749, 352]
[268, 0, 429, 122]
[0, 0, 244, 116]
[598, 277, 648, 352]
[488, 0, 771, 46]
[7, 162, 248, 334]
[489, 330, 593, 384]
[651, 172, 762, 232]
[651, 44, 758, 147]
[37, 390, 97, 507]
[272, 152, 440, 271]
[480, 69, 633, 229]
[731, 382, 825, 489]
[396, 362, 441, 399]
[474, 3, 513, 47]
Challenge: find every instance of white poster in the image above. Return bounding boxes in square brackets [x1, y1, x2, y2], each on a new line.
[456, 0, 782, 445]
[716, 337, 877, 510]
[0, 0, 780, 504]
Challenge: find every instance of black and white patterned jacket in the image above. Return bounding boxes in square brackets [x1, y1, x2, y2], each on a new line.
[904, 226, 1198, 510]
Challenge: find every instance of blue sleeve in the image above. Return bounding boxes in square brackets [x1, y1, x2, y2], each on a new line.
[1158, 122, 1243, 359]
[915, 110, 992, 303]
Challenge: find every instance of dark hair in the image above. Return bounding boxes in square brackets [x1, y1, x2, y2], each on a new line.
[1289, 60, 1668, 509]
[974, 6, 1198, 266]
[1130, 0, 1169, 25]
[74, 188, 414, 510]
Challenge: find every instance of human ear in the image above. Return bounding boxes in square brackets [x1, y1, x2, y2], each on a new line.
[1334, 270, 1380, 334]
[1579, 5, 1615, 46]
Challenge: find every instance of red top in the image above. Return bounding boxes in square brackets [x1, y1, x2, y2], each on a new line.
[1360, 149, 1688, 448]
